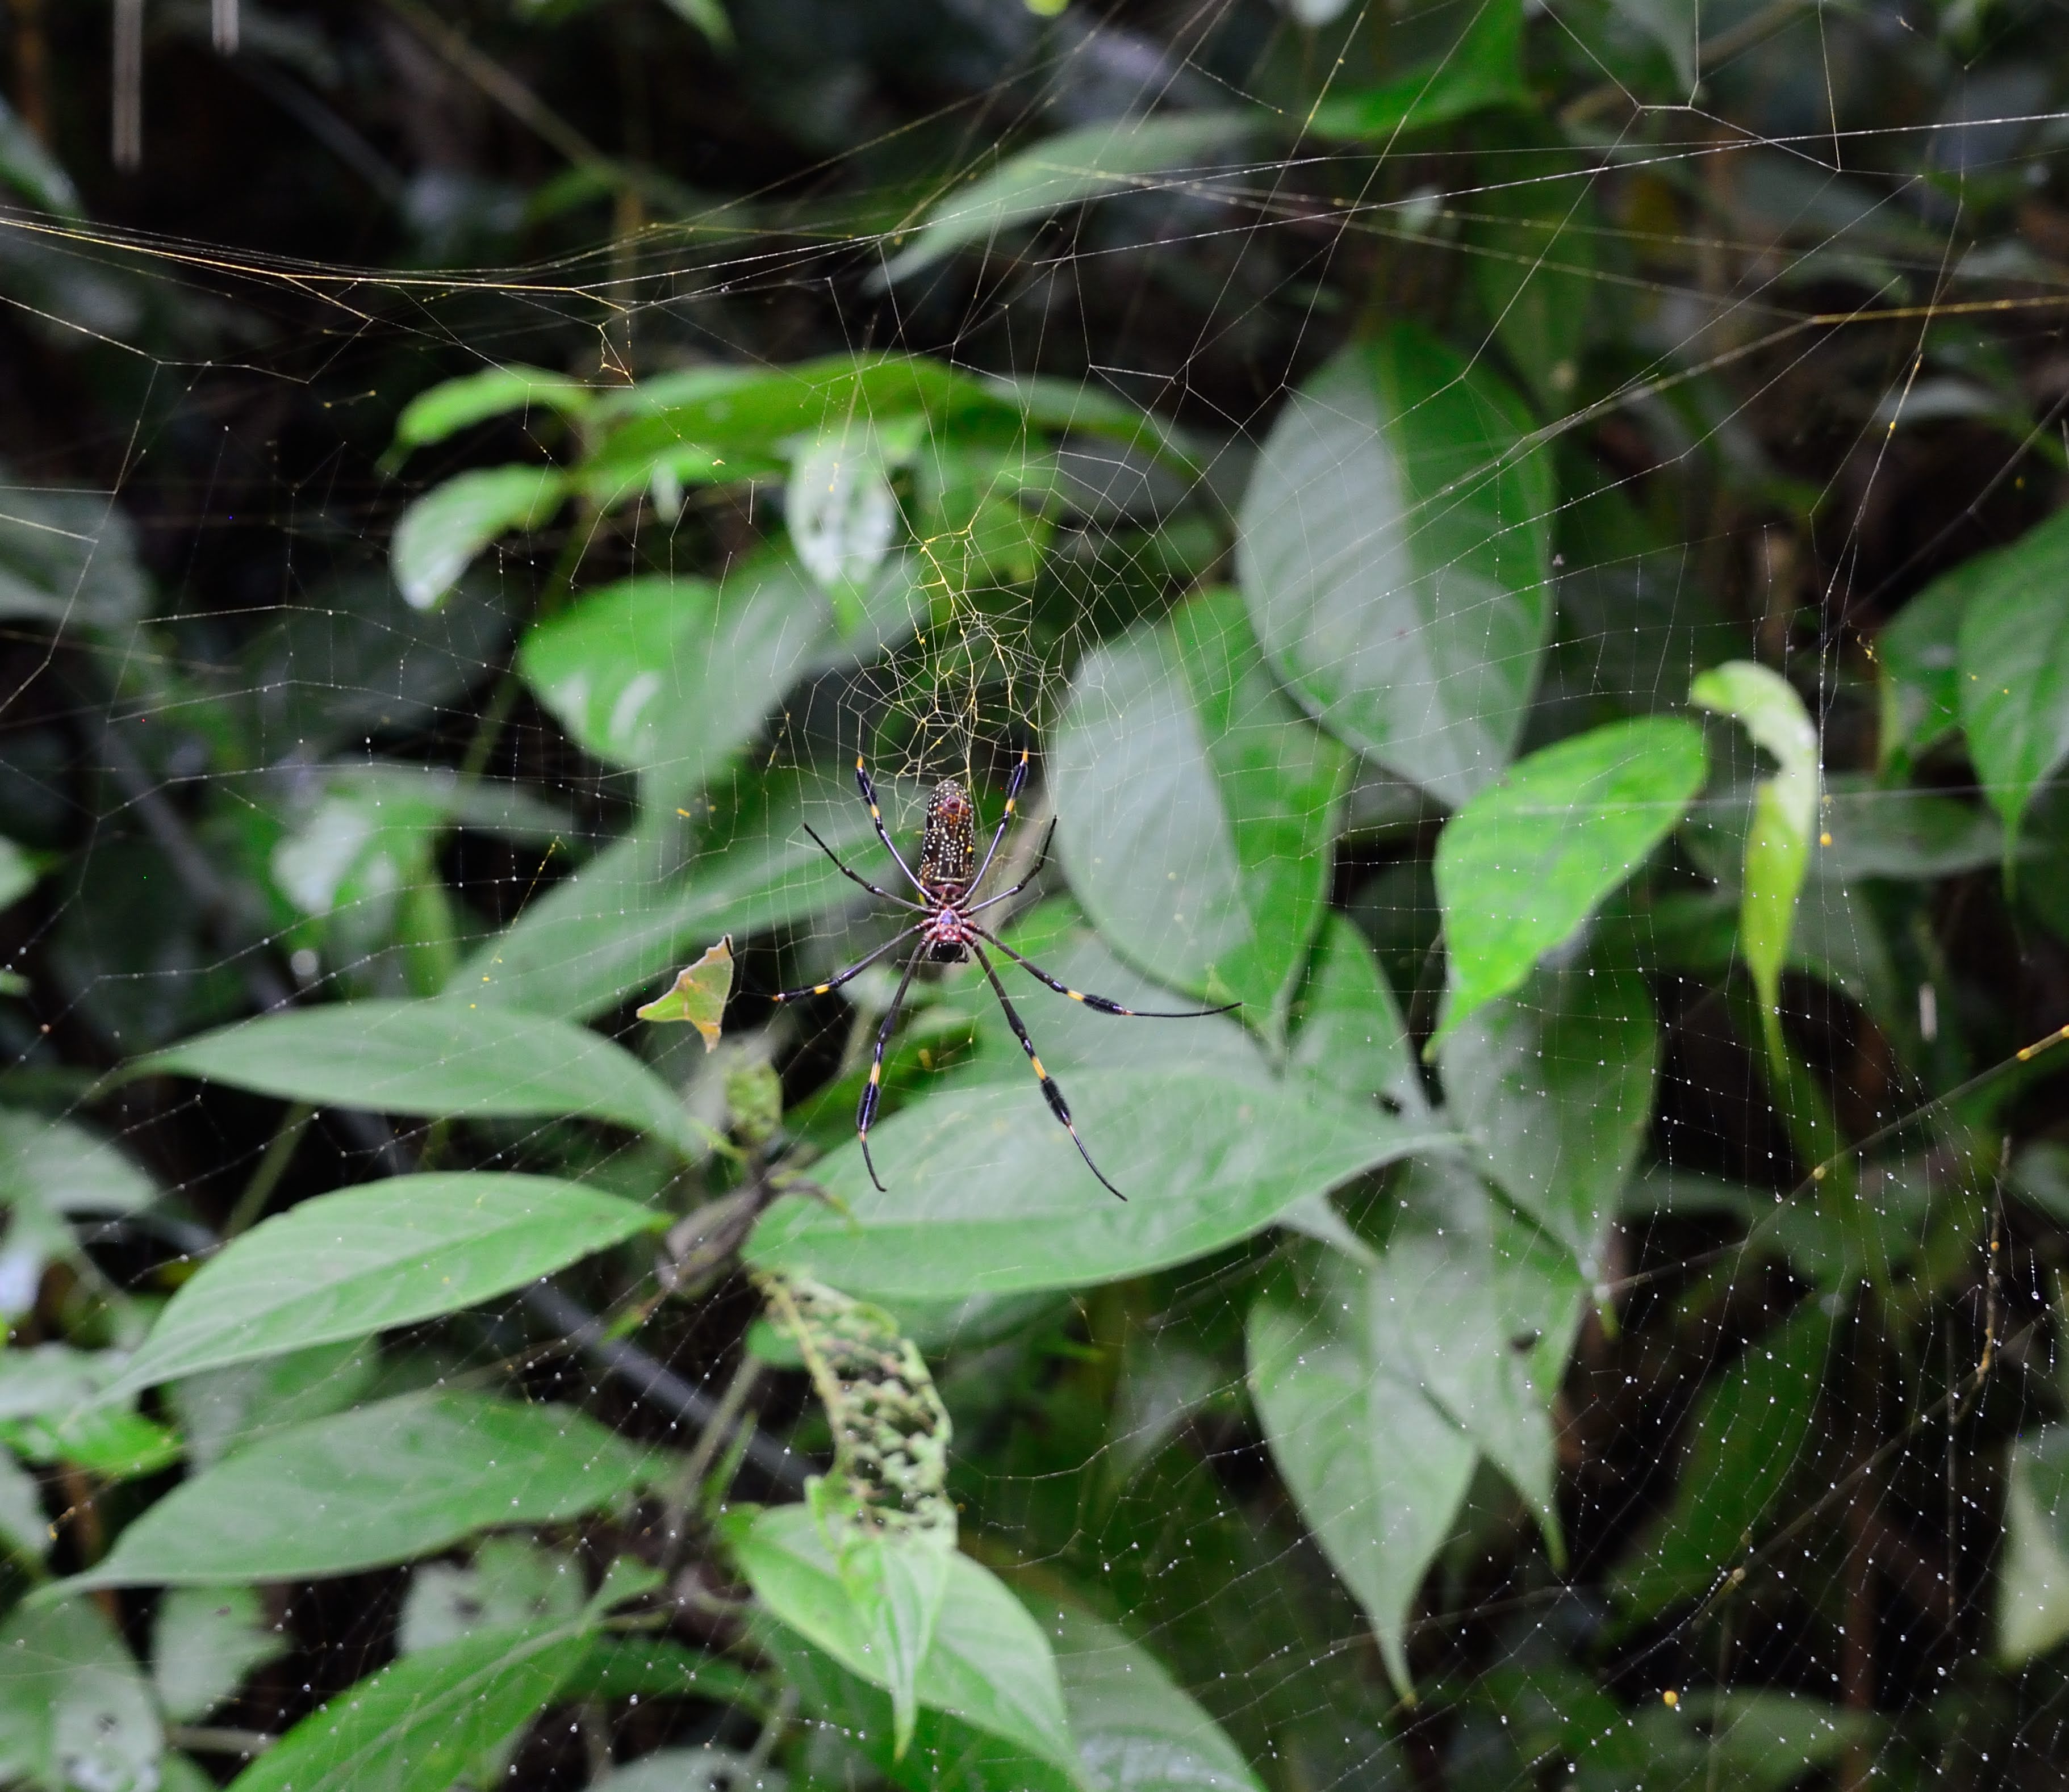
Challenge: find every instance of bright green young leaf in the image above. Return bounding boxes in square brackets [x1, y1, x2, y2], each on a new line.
[1999, 1422, 2069, 1663]
[0, 1598, 161, 1792]
[733, 1503, 1077, 1773]
[56, 1390, 659, 1592]
[1955, 506, 2069, 861]
[1030, 1593, 1268, 1792]
[391, 464, 566, 612]
[1376, 1165, 1588, 1552]
[464, 771, 902, 1019]
[1434, 715, 1707, 1038]
[1614, 1303, 1833, 1619]
[225, 1616, 595, 1792]
[881, 111, 1262, 283]
[1289, 914, 1427, 1118]
[1247, 1250, 1476, 1697]
[152, 1585, 288, 1723]
[1052, 588, 1349, 1031]
[1690, 661, 1818, 1046]
[134, 999, 705, 1156]
[1439, 954, 1658, 1276]
[1237, 325, 1556, 806]
[392, 365, 593, 453]
[1308, 0, 1525, 140]
[95, 1173, 664, 1402]
[747, 1070, 1449, 1300]
[0, 1403, 182, 1483]
[637, 936, 734, 1046]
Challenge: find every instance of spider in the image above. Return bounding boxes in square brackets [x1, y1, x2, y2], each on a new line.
[774, 751, 1236, 1200]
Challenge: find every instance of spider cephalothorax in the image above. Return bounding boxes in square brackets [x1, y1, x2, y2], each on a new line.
[772, 751, 1236, 1199]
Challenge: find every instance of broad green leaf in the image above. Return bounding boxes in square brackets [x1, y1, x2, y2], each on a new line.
[1289, 914, 1427, 1118]
[1052, 588, 1349, 1031]
[881, 112, 1262, 282]
[0, 1599, 161, 1792]
[393, 365, 593, 452]
[1691, 662, 1817, 1043]
[225, 1616, 594, 1792]
[1376, 1165, 1588, 1551]
[0, 94, 82, 216]
[1813, 776, 2004, 878]
[0, 1108, 158, 1219]
[399, 1538, 584, 1654]
[57, 1390, 658, 1592]
[1439, 955, 1658, 1276]
[0, 1403, 181, 1483]
[733, 1504, 1076, 1773]
[0, 837, 32, 909]
[0, 485, 149, 632]
[152, 1585, 288, 1723]
[0, 1345, 118, 1421]
[464, 771, 902, 1019]
[1434, 715, 1707, 1037]
[1466, 145, 1596, 413]
[1237, 326, 1556, 806]
[637, 936, 734, 1046]
[172, 1338, 377, 1471]
[391, 465, 566, 612]
[135, 999, 704, 1156]
[1030, 1594, 1268, 1792]
[1999, 1422, 2069, 1663]
[789, 428, 899, 625]
[1874, 575, 1966, 767]
[95, 1173, 664, 1402]
[1614, 1303, 1833, 1618]
[1955, 505, 2069, 859]
[1308, 0, 1525, 140]
[747, 1070, 1449, 1299]
[0, 1449, 47, 1562]
[1247, 1250, 1476, 1696]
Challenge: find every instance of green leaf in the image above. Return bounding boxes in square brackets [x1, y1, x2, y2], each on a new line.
[1308, 0, 1526, 140]
[1031, 1594, 1267, 1792]
[133, 999, 705, 1156]
[0, 837, 32, 910]
[733, 1504, 1077, 1772]
[1237, 325, 1556, 806]
[171, 1338, 378, 1471]
[1614, 1303, 1833, 1619]
[463, 771, 905, 1020]
[0, 485, 149, 633]
[1439, 954, 1658, 1276]
[391, 465, 566, 612]
[0, 1449, 48, 1563]
[152, 1585, 289, 1723]
[637, 936, 735, 1048]
[225, 1616, 595, 1792]
[1813, 775, 2005, 879]
[1874, 576, 1966, 767]
[1051, 588, 1349, 1031]
[94, 1173, 664, 1403]
[881, 111, 1262, 282]
[1690, 661, 1817, 1040]
[398, 1538, 584, 1654]
[656, 0, 733, 44]
[592, 1749, 762, 1792]
[0, 1108, 158, 1220]
[1247, 1249, 1476, 1696]
[0, 94, 82, 216]
[1955, 506, 2069, 860]
[0, 1599, 161, 1792]
[0, 1404, 182, 1483]
[1289, 914, 1427, 1118]
[55, 1389, 659, 1592]
[1465, 143, 1595, 413]
[1998, 1421, 2069, 1663]
[393, 365, 593, 453]
[746, 1069, 1448, 1299]
[789, 428, 900, 625]
[1434, 715, 1707, 1037]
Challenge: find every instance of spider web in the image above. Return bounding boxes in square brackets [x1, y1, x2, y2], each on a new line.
[0, 2, 2064, 1790]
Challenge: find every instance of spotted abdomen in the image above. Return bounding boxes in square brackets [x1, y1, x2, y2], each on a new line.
[916, 779, 976, 898]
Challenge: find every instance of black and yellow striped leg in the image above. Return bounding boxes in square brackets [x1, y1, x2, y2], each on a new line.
[800, 822, 922, 910]
[854, 757, 927, 896]
[973, 927, 1241, 1019]
[966, 819, 1055, 915]
[969, 941, 1125, 1201]
[965, 748, 1030, 895]
[855, 949, 922, 1193]
[771, 925, 922, 1006]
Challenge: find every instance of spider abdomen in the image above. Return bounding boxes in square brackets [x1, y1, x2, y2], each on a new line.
[916, 778, 976, 899]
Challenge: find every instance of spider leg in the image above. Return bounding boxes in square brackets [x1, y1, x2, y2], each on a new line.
[801, 823, 923, 910]
[966, 817, 1053, 915]
[854, 758, 929, 898]
[973, 927, 1241, 1019]
[855, 948, 922, 1194]
[969, 940, 1126, 1201]
[771, 924, 922, 1005]
[965, 747, 1030, 897]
